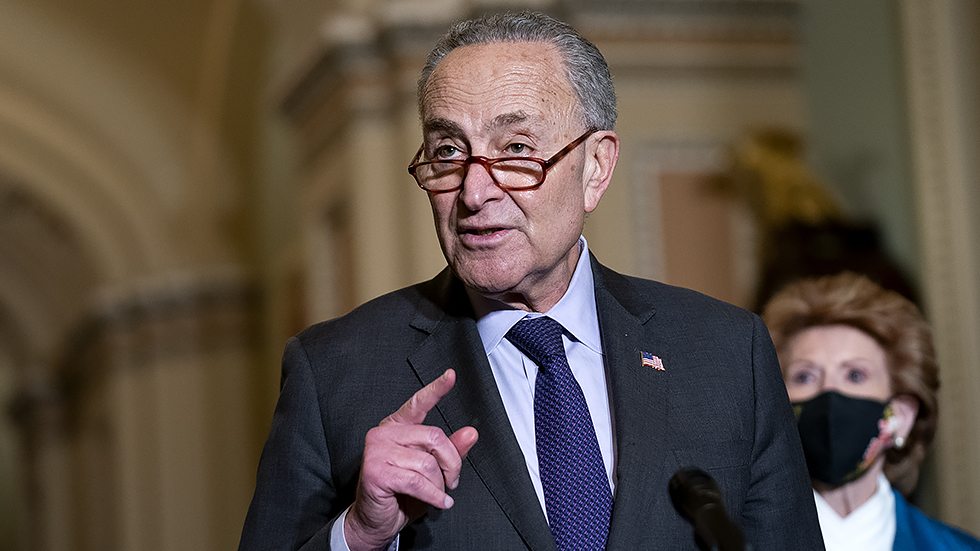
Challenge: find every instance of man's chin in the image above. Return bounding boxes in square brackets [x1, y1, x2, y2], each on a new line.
[451, 256, 517, 289]
[455, 267, 521, 297]
[459, 276, 516, 298]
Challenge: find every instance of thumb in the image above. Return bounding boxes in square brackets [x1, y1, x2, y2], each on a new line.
[450, 426, 479, 460]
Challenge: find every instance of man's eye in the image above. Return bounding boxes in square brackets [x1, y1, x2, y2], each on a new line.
[434, 145, 461, 159]
[506, 143, 530, 155]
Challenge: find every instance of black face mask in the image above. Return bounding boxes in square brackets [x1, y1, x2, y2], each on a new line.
[792, 391, 897, 488]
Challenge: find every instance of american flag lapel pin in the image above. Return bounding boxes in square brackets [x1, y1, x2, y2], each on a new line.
[641, 351, 665, 371]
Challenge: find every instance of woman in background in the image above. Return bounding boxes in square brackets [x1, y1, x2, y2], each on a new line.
[763, 271, 980, 550]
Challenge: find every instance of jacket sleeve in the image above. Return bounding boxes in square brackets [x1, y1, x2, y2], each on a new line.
[894, 488, 980, 550]
[238, 337, 341, 551]
[741, 314, 826, 550]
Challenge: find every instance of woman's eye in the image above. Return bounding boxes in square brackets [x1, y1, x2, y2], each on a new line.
[846, 369, 867, 383]
[786, 365, 815, 386]
[793, 371, 814, 385]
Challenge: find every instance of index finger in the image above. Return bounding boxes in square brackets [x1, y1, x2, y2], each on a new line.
[383, 369, 456, 426]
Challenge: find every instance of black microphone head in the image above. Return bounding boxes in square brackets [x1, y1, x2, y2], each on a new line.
[669, 466, 724, 522]
[669, 467, 747, 551]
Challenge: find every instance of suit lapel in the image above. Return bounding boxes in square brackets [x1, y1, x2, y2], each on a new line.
[407, 273, 556, 551]
[591, 259, 672, 548]
[405, 262, 671, 549]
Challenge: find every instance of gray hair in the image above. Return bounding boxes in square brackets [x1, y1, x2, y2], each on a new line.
[417, 10, 617, 131]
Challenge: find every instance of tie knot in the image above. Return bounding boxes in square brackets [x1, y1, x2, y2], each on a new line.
[505, 316, 566, 367]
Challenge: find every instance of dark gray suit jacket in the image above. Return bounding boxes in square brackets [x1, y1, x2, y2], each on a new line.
[239, 257, 824, 550]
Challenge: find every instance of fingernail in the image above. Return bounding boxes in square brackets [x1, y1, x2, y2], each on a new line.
[444, 495, 454, 508]
[452, 475, 460, 489]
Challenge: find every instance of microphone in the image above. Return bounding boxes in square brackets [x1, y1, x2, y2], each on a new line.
[669, 467, 748, 551]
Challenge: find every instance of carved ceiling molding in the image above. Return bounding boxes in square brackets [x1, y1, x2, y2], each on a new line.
[279, 0, 799, 160]
[4, 269, 260, 434]
[54, 271, 260, 381]
[569, 0, 798, 73]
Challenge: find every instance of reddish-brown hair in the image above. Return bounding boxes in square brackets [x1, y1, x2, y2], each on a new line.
[762, 271, 938, 495]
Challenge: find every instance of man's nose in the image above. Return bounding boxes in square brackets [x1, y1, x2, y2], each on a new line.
[459, 161, 504, 209]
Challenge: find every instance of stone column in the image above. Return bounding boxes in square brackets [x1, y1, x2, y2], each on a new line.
[901, 0, 980, 533]
[8, 374, 71, 551]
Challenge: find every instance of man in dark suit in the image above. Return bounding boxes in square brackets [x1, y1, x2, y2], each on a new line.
[239, 11, 824, 551]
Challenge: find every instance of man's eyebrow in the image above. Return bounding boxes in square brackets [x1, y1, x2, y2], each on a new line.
[422, 118, 463, 136]
[487, 112, 529, 132]
[422, 112, 532, 137]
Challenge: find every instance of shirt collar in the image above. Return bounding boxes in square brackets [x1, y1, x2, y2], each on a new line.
[471, 236, 601, 355]
[813, 472, 896, 528]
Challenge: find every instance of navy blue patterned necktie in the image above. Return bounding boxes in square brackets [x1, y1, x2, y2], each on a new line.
[505, 316, 612, 551]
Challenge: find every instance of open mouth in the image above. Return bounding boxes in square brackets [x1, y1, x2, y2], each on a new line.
[464, 228, 504, 236]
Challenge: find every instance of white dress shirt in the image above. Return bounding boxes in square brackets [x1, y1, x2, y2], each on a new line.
[814, 473, 896, 551]
[470, 236, 616, 514]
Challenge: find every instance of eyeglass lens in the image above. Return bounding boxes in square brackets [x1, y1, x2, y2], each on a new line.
[416, 158, 544, 191]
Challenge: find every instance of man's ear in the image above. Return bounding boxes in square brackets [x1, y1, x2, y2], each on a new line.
[891, 394, 920, 444]
[583, 131, 620, 213]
